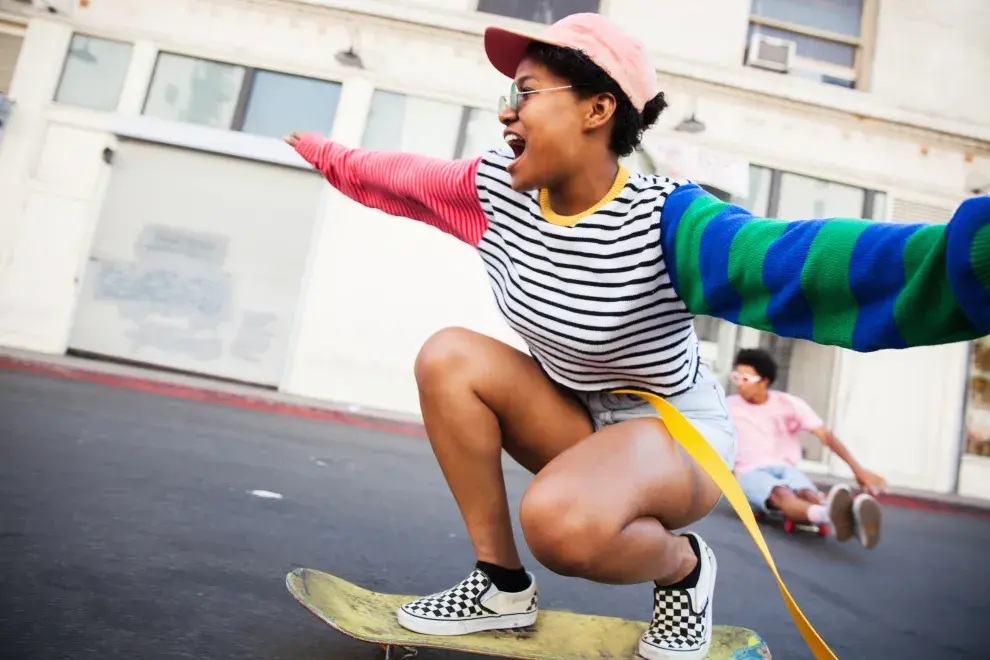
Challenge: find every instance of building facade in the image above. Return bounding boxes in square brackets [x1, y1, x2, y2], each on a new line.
[0, 0, 988, 497]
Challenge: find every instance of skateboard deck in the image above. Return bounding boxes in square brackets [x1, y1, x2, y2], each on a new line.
[286, 568, 771, 659]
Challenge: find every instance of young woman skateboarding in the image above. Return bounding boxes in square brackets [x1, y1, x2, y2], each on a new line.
[285, 13, 989, 659]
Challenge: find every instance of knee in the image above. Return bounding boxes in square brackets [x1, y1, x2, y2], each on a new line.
[414, 327, 482, 388]
[519, 483, 608, 578]
[766, 485, 792, 509]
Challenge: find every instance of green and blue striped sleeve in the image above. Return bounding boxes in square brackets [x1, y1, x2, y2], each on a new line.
[658, 184, 990, 352]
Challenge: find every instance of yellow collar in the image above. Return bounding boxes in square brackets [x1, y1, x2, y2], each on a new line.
[538, 166, 630, 227]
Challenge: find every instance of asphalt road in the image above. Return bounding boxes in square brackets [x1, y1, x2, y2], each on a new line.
[1, 369, 989, 659]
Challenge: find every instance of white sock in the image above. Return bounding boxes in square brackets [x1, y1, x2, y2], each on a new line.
[807, 504, 830, 525]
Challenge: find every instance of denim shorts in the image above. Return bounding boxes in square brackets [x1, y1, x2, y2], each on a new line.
[737, 465, 817, 512]
[569, 364, 738, 469]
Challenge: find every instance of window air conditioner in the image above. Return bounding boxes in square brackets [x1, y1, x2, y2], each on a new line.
[746, 33, 796, 73]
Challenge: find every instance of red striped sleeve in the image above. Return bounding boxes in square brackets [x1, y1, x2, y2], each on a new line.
[294, 134, 489, 247]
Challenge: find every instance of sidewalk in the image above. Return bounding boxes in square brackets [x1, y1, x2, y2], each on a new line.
[2, 347, 989, 518]
[0, 347, 426, 439]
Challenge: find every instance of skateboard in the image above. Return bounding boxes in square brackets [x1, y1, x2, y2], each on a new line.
[755, 511, 829, 537]
[286, 567, 771, 659]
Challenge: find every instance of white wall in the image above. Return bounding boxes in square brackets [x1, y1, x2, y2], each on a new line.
[871, 0, 990, 127]
[831, 344, 971, 493]
[0, 20, 114, 353]
[606, 0, 751, 69]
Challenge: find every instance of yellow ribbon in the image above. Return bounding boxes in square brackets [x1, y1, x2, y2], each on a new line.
[614, 389, 837, 660]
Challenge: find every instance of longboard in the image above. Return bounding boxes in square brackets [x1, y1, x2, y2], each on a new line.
[286, 568, 771, 659]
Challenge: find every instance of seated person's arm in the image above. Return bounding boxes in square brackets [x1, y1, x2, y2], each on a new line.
[810, 427, 888, 496]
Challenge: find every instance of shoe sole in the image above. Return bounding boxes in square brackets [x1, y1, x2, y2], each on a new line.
[826, 485, 854, 543]
[853, 495, 882, 549]
[396, 608, 537, 636]
[637, 546, 716, 660]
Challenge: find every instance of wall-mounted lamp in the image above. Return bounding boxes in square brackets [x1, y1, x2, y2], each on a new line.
[674, 113, 706, 134]
[335, 47, 364, 69]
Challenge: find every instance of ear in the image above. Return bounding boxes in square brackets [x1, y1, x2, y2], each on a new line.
[584, 92, 617, 131]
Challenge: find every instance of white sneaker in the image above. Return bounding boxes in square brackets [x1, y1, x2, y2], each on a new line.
[639, 533, 716, 660]
[396, 569, 538, 636]
[852, 493, 882, 549]
[826, 483, 855, 542]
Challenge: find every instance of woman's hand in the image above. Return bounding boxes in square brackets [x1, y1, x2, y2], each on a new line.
[283, 131, 302, 148]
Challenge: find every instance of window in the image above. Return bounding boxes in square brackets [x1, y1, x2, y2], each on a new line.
[455, 107, 504, 159]
[746, 0, 874, 89]
[54, 34, 133, 111]
[754, 166, 885, 461]
[964, 338, 990, 458]
[143, 53, 341, 137]
[240, 70, 341, 139]
[144, 53, 244, 129]
[477, 0, 599, 24]
[363, 91, 462, 158]
[362, 91, 505, 160]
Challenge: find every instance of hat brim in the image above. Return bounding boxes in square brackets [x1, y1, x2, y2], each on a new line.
[484, 26, 555, 80]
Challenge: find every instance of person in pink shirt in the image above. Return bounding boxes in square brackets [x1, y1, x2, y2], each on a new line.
[727, 349, 887, 548]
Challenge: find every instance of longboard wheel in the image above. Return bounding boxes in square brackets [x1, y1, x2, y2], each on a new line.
[818, 524, 830, 537]
[383, 644, 418, 660]
[783, 519, 795, 534]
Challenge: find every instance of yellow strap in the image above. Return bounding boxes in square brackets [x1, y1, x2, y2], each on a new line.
[614, 389, 837, 660]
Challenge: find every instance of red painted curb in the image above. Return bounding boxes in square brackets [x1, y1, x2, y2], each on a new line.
[3, 355, 989, 520]
[810, 481, 990, 521]
[0, 356, 427, 439]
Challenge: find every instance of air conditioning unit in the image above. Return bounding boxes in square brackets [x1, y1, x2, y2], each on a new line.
[746, 33, 796, 73]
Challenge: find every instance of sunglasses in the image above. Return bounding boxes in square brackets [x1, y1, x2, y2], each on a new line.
[730, 371, 763, 385]
[498, 81, 575, 113]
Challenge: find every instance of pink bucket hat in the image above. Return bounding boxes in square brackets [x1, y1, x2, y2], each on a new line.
[484, 13, 658, 113]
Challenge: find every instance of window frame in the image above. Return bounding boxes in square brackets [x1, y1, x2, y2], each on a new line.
[763, 165, 883, 219]
[360, 82, 503, 160]
[52, 32, 134, 112]
[141, 50, 343, 136]
[747, 0, 879, 90]
[475, 0, 605, 25]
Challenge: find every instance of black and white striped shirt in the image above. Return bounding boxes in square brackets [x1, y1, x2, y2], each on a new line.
[474, 148, 700, 396]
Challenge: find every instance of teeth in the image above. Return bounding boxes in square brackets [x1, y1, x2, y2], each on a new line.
[504, 133, 523, 144]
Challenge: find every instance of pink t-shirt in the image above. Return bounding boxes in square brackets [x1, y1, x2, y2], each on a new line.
[727, 392, 824, 476]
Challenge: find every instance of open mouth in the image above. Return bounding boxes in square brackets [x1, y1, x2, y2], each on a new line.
[505, 132, 527, 162]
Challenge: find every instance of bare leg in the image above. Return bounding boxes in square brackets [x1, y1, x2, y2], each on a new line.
[767, 486, 815, 524]
[414, 328, 593, 569]
[796, 489, 824, 504]
[518, 418, 723, 585]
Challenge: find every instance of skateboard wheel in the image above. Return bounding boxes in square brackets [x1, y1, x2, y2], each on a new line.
[818, 524, 830, 537]
[783, 520, 795, 534]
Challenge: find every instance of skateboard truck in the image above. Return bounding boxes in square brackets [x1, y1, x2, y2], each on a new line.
[382, 644, 417, 660]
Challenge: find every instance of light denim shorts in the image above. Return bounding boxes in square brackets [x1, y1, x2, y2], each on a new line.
[570, 364, 738, 469]
[737, 465, 817, 512]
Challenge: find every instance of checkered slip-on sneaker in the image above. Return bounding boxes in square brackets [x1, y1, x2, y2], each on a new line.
[639, 533, 716, 660]
[397, 569, 538, 636]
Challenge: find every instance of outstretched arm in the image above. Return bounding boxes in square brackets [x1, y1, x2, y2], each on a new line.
[659, 184, 990, 351]
[287, 132, 489, 247]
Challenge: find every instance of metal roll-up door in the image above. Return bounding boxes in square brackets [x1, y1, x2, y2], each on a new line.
[70, 139, 323, 386]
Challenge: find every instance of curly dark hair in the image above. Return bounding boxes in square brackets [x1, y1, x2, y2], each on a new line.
[526, 42, 667, 157]
[734, 348, 778, 385]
